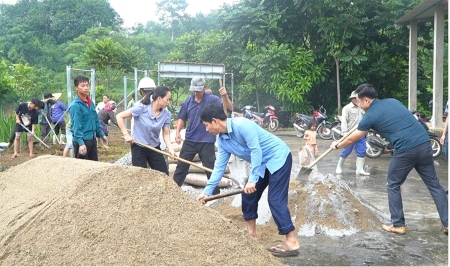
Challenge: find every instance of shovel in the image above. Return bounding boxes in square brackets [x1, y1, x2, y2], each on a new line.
[203, 189, 244, 203]
[132, 140, 243, 188]
[296, 125, 357, 180]
[19, 123, 56, 155]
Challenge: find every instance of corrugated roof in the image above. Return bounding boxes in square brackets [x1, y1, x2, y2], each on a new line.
[395, 0, 448, 26]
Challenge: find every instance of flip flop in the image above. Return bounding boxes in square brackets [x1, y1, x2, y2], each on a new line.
[10, 154, 17, 159]
[267, 241, 300, 257]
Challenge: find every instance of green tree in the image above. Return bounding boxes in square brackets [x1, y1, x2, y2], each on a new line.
[157, 0, 188, 41]
[9, 63, 40, 99]
[0, 60, 14, 105]
[82, 38, 141, 93]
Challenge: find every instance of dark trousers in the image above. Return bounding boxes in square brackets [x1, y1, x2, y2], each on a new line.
[73, 139, 98, 161]
[40, 123, 51, 140]
[242, 153, 295, 235]
[388, 142, 448, 227]
[131, 143, 168, 175]
[53, 121, 66, 135]
[173, 141, 219, 195]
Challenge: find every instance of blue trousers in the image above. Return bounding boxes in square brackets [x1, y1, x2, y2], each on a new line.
[388, 142, 448, 227]
[242, 153, 295, 235]
[340, 136, 366, 158]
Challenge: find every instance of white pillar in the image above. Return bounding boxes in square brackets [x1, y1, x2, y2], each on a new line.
[432, 5, 444, 128]
[408, 21, 418, 111]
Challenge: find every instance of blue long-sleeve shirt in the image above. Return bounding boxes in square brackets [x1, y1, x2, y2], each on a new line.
[51, 101, 68, 123]
[68, 95, 104, 146]
[203, 117, 291, 196]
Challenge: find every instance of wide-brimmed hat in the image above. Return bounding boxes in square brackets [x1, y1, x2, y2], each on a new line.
[52, 93, 62, 100]
[189, 77, 206, 92]
[349, 91, 358, 99]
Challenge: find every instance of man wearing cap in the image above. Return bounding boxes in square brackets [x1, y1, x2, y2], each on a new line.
[335, 90, 370, 175]
[173, 76, 233, 194]
[38, 93, 56, 142]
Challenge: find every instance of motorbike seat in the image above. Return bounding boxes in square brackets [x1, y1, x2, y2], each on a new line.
[301, 115, 315, 121]
[254, 112, 265, 117]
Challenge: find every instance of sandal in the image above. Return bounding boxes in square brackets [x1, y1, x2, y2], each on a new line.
[267, 240, 300, 257]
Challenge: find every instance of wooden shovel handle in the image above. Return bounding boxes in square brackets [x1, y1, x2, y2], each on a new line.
[203, 189, 244, 202]
[306, 125, 358, 169]
[133, 140, 242, 187]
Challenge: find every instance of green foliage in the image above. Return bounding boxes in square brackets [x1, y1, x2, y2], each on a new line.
[83, 38, 142, 93]
[0, 60, 14, 105]
[0, 108, 15, 141]
[0, 0, 444, 118]
[270, 47, 328, 111]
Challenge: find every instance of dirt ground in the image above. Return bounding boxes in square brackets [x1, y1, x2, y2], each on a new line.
[0, 127, 128, 169]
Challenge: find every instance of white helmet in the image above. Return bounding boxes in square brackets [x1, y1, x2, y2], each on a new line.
[138, 77, 156, 90]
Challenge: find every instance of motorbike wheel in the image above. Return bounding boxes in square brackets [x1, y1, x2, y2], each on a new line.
[317, 124, 332, 140]
[365, 134, 383, 158]
[430, 137, 442, 159]
[331, 125, 342, 141]
[294, 121, 305, 138]
[268, 119, 279, 132]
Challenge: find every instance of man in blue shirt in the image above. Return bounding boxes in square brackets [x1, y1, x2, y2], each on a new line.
[197, 104, 300, 257]
[331, 84, 448, 235]
[173, 77, 233, 195]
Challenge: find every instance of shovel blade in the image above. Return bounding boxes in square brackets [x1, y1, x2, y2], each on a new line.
[296, 167, 312, 181]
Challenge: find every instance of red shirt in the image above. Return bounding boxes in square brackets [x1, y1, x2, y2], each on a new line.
[78, 94, 92, 107]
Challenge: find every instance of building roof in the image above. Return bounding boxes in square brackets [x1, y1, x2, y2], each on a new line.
[395, 0, 448, 26]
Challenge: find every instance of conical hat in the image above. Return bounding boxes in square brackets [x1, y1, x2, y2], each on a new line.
[52, 93, 62, 100]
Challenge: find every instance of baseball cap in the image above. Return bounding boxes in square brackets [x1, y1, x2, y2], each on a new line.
[189, 77, 206, 92]
[44, 93, 53, 99]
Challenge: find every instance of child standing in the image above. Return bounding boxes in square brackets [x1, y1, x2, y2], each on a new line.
[304, 120, 318, 157]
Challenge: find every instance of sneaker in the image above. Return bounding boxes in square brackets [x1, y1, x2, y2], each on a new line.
[382, 224, 406, 235]
[444, 227, 448, 235]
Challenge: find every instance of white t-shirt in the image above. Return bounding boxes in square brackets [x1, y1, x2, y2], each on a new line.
[96, 102, 106, 113]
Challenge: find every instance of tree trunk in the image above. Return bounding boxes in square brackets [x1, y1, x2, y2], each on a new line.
[254, 76, 260, 112]
[334, 56, 342, 115]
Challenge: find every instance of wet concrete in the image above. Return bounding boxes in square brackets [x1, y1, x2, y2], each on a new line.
[181, 130, 448, 266]
[275, 130, 448, 266]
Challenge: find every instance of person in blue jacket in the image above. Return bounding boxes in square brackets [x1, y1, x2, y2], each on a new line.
[196, 104, 300, 257]
[51, 95, 68, 144]
[68, 75, 107, 161]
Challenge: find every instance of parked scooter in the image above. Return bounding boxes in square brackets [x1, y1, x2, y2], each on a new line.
[293, 105, 332, 139]
[365, 112, 442, 159]
[242, 105, 279, 132]
[331, 115, 342, 141]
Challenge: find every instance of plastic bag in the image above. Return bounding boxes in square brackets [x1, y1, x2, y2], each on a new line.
[298, 145, 318, 171]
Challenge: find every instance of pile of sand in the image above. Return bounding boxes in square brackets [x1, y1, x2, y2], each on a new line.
[0, 156, 282, 266]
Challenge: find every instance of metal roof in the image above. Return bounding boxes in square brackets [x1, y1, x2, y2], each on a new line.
[395, 0, 448, 26]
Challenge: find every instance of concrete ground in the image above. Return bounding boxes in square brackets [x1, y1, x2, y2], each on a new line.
[275, 130, 448, 266]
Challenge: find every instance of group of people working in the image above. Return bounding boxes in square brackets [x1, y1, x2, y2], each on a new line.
[7, 75, 448, 257]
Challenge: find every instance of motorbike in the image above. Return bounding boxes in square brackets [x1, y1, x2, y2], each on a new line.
[293, 105, 333, 139]
[331, 115, 342, 141]
[242, 105, 279, 132]
[365, 112, 442, 159]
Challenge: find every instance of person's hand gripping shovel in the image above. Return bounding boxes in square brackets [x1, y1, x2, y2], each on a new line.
[296, 125, 357, 180]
